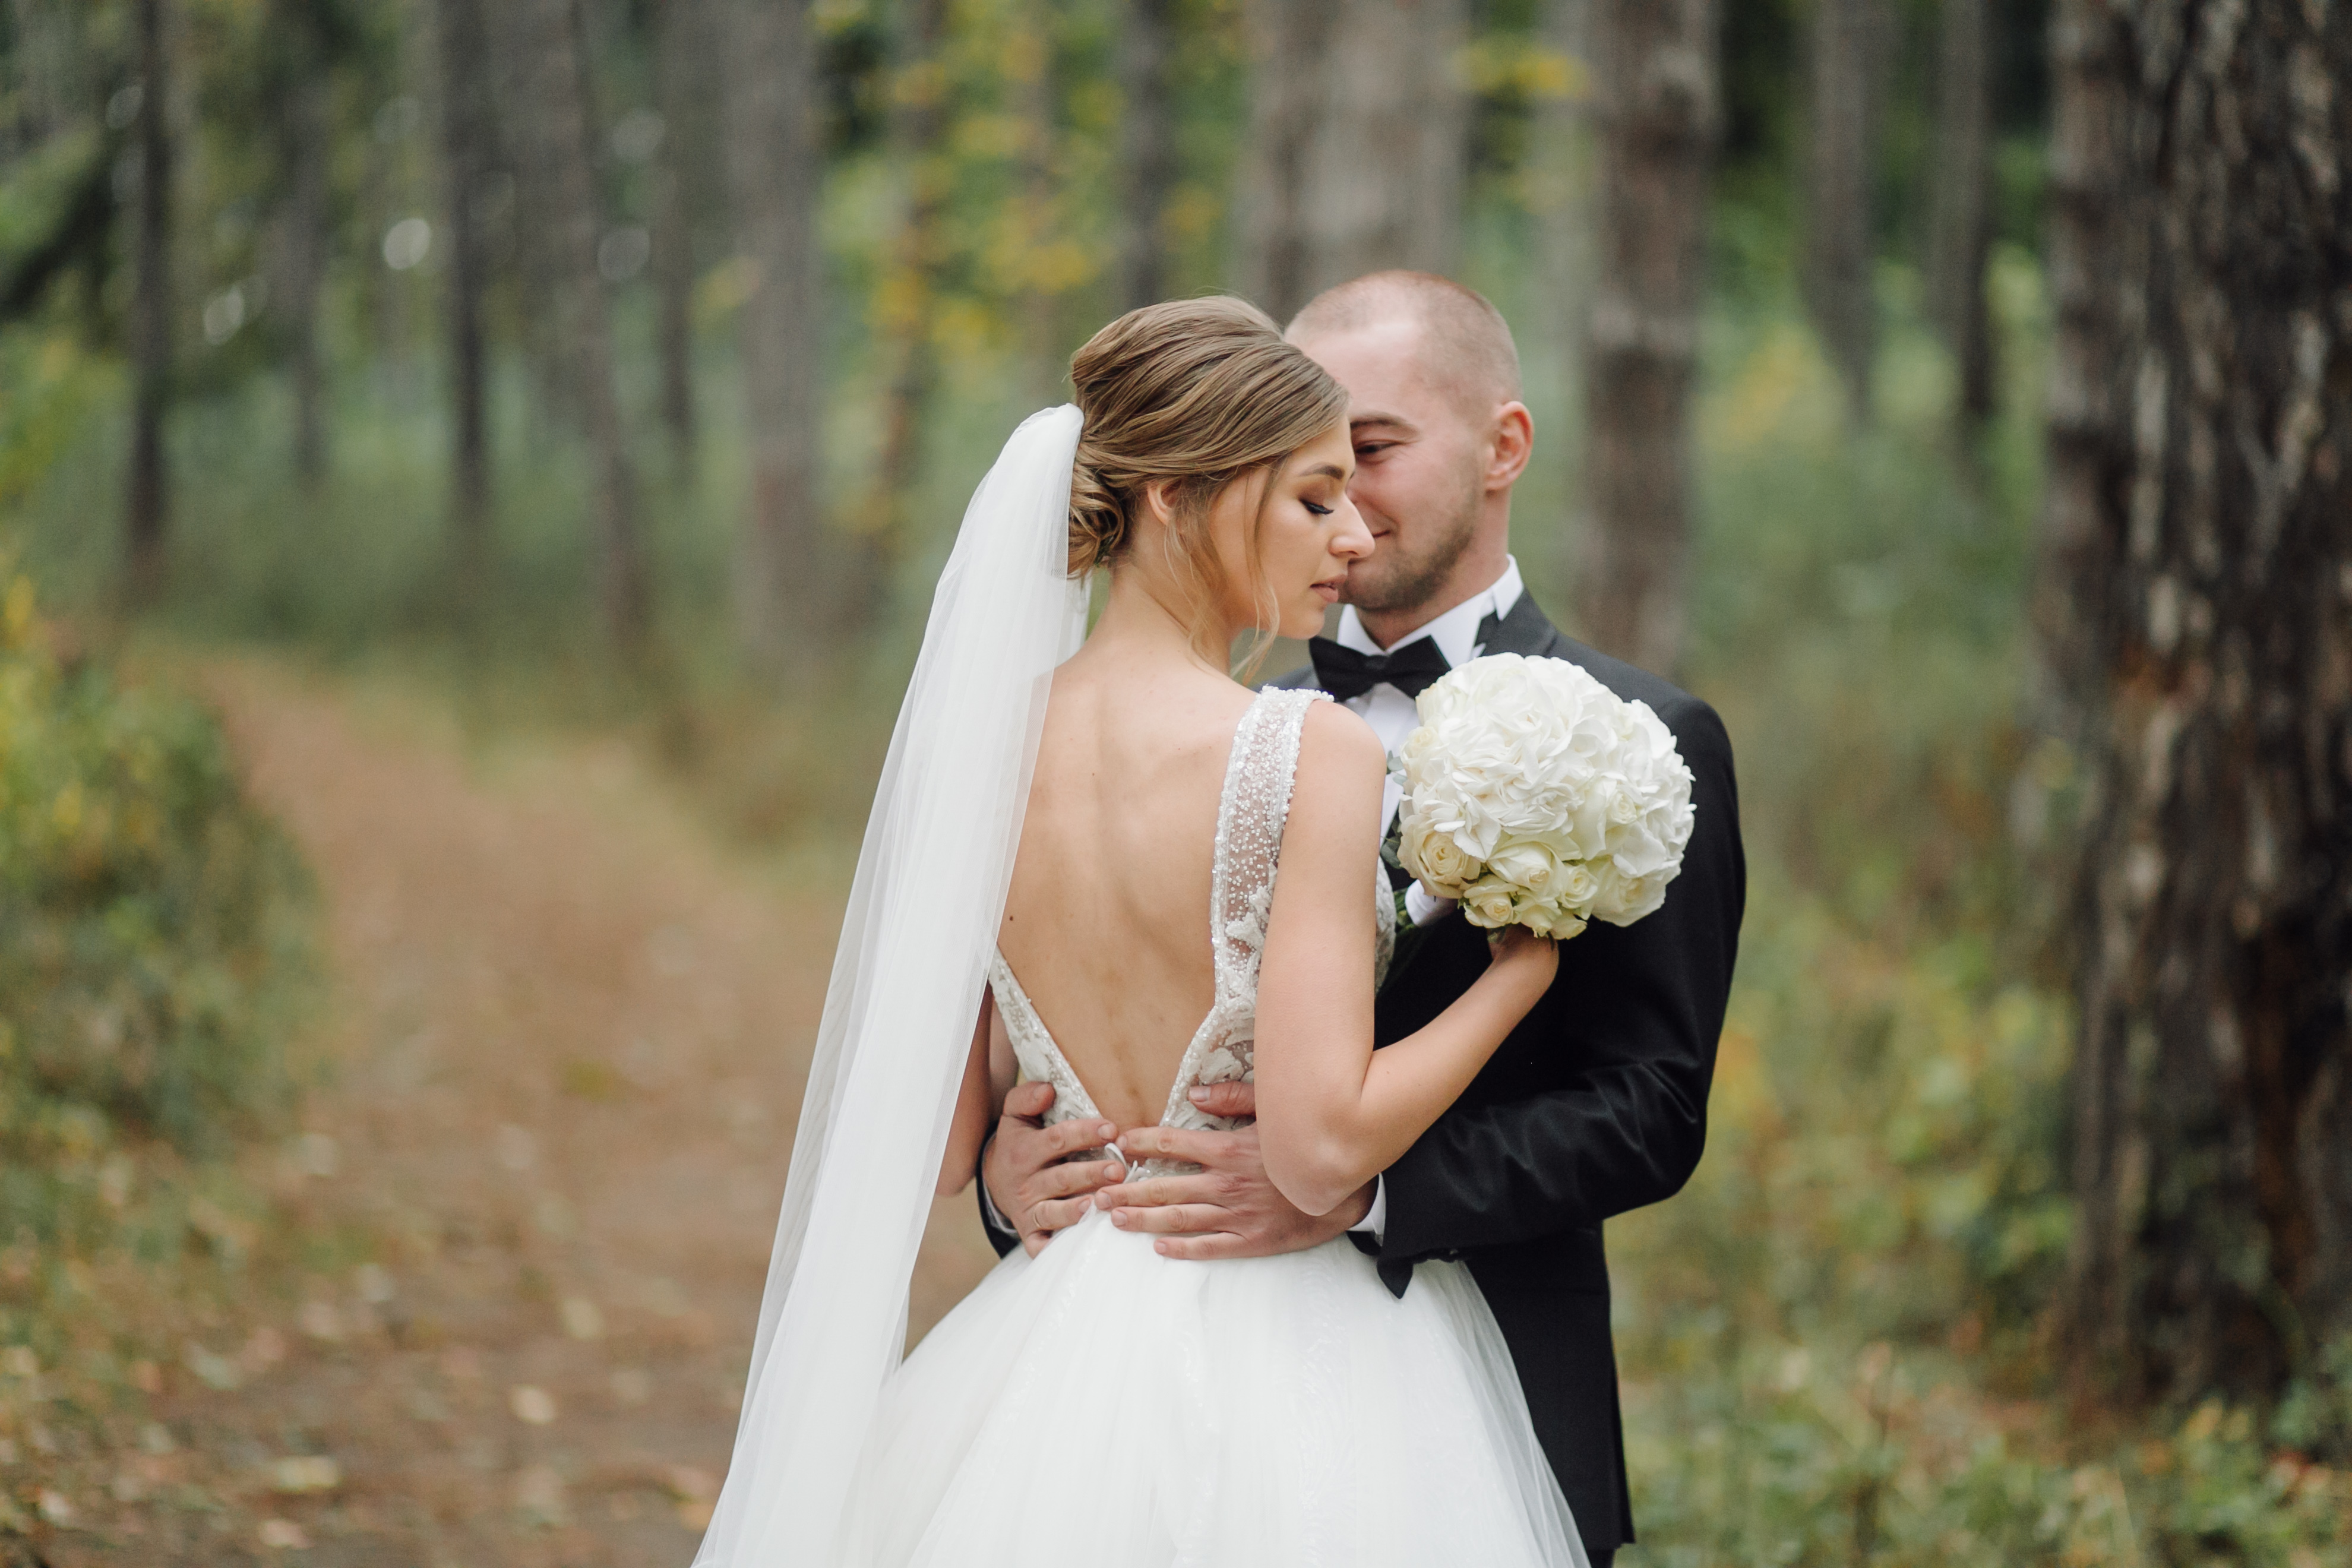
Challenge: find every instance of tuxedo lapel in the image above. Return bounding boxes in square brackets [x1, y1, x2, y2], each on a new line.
[1476, 590, 1566, 660]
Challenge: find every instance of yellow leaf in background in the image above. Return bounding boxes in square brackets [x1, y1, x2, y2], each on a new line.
[1710, 1025, 1776, 1129]
[1455, 39, 1588, 102]
[694, 256, 763, 324]
[50, 779, 81, 837]
[1027, 240, 1096, 296]
[268, 1455, 342, 1494]
[2, 576, 32, 648]
[1713, 323, 1842, 454]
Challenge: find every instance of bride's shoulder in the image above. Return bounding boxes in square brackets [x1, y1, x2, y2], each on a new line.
[1290, 698, 1386, 800]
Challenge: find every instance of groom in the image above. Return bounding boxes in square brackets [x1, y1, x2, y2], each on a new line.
[979, 271, 1744, 1563]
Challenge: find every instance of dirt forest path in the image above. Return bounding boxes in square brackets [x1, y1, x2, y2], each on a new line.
[86, 662, 998, 1566]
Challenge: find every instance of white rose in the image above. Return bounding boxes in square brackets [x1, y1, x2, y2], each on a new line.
[1554, 862, 1599, 912]
[1485, 837, 1564, 901]
[1399, 811, 1478, 896]
[1459, 875, 1520, 929]
[1596, 868, 1674, 926]
[1519, 899, 1588, 942]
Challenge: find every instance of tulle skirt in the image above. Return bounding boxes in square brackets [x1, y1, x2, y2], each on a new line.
[838, 1207, 1588, 1567]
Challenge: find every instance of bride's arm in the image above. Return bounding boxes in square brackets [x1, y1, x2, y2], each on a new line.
[936, 991, 1015, 1197]
[1253, 704, 1558, 1218]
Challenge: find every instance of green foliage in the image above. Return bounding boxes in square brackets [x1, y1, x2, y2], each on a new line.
[0, 561, 311, 1166]
[1624, 1345, 2352, 1566]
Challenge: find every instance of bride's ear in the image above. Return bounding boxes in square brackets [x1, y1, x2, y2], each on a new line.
[1137, 478, 1183, 532]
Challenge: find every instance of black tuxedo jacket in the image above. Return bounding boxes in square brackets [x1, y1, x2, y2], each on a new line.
[980, 591, 1744, 1556]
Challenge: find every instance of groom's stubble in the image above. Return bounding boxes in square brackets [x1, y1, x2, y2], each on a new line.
[1338, 456, 1487, 622]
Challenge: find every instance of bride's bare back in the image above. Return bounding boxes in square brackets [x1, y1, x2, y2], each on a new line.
[997, 655, 1257, 1132]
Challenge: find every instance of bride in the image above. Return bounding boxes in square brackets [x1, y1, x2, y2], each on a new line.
[693, 298, 1586, 1566]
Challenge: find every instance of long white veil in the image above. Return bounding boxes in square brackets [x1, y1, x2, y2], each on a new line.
[694, 406, 1089, 1566]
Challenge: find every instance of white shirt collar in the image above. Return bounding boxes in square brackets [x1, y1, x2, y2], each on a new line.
[1333, 556, 1523, 666]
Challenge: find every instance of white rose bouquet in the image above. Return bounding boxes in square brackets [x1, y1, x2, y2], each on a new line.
[1391, 653, 1696, 942]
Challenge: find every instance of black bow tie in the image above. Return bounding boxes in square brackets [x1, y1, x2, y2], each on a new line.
[1307, 635, 1453, 702]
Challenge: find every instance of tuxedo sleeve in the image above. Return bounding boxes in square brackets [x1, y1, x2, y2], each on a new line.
[976, 1128, 1020, 1258]
[1374, 697, 1745, 1262]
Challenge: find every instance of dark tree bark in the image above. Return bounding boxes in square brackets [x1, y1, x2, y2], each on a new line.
[1927, 0, 1994, 434]
[124, 0, 172, 604]
[1535, 0, 1594, 535]
[2043, 0, 2352, 1404]
[1236, 0, 1469, 320]
[1574, 0, 1717, 676]
[274, 0, 330, 491]
[725, 0, 824, 669]
[1802, 0, 1885, 419]
[1307, 0, 1469, 288]
[652, 0, 703, 482]
[435, 0, 495, 552]
[1116, 0, 1177, 311]
[513, 0, 649, 648]
[1234, 0, 1328, 320]
[855, 0, 951, 629]
[1014, 0, 1062, 405]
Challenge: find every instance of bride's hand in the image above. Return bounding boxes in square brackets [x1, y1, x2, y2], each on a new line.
[1483, 924, 1558, 994]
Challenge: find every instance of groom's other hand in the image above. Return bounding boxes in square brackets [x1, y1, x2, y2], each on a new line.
[1099, 1083, 1374, 1259]
[982, 1082, 1121, 1257]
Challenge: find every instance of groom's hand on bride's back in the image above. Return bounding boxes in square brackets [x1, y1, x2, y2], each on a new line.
[982, 1082, 1123, 1257]
[1098, 1083, 1374, 1260]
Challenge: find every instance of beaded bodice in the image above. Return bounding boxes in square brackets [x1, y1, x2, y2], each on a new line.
[987, 687, 1395, 1178]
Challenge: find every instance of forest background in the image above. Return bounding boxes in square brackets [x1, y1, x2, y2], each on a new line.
[1, 0, 2348, 1563]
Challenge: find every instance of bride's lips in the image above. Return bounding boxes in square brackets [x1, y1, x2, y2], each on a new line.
[1311, 578, 1343, 603]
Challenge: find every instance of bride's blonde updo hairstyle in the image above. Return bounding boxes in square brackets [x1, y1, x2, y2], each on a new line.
[1067, 297, 1348, 659]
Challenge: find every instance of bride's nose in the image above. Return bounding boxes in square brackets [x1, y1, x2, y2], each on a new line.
[1332, 498, 1374, 559]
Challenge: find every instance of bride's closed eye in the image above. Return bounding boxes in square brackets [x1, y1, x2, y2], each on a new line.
[1302, 500, 1333, 517]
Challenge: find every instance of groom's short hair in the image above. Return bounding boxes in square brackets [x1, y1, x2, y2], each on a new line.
[1287, 271, 1522, 415]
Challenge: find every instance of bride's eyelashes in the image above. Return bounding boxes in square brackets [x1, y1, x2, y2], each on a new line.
[1302, 500, 1334, 517]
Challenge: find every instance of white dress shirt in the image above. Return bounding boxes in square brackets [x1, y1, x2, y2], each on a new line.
[1335, 557, 1525, 1243]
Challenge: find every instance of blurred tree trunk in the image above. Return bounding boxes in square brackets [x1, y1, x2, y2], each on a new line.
[125, 0, 172, 604]
[1927, 0, 1994, 435]
[1236, 0, 1468, 320]
[275, 0, 330, 492]
[514, 0, 649, 649]
[856, 0, 952, 631]
[1574, 0, 1716, 676]
[1234, 0, 1327, 319]
[725, 0, 823, 670]
[1535, 0, 1594, 589]
[1306, 0, 1469, 288]
[435, 0, 495, 555]
[2044, 0, 2352, 1405]
[1116, 0, 1177, 311]
[652, 0, 703, 482]
[1014, 0, 1061, 404]
[1801, 0, 1883, 418]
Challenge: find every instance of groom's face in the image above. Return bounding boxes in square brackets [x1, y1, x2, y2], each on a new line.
[1289, 318, 1488, 619]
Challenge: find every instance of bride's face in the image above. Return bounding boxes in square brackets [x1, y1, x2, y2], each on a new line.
[1210, 423, 1370, 641]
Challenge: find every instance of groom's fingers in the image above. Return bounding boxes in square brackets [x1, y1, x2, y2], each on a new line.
[1029, 1158, 1120, 1201]
[1028, 1194, 1096, 1233]
[1029, 1118, 1120, 1159]
[1093, 1173, 1221, 1212]
[1149, 1231, 1253, 1261]
[1184, 1081, 1257, 1120]
[1108, 1203, 1226, 1235]
[1116, 1126, 1236, 1167]
[1002, 1081, 1057, 1123]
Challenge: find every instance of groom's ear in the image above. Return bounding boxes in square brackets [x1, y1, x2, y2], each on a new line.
[1484, 402, 1534, 493]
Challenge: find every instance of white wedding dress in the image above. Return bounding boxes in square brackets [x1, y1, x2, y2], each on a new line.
[833, 688, 1588, 1568]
